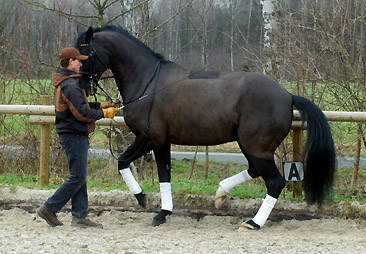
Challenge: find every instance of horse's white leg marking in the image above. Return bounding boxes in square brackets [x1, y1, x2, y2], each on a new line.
[248, 194, 277, 228]
[215, 169, 252, 208]
[220, 169, 252, 192]
[119, 168, 142, 194]
[160, 182, 173, 211]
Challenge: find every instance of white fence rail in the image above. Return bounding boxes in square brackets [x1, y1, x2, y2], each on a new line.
[2, 104, 366, 191]
[3, 104, 366, 123]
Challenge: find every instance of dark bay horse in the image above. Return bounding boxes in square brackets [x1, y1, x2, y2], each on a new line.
[75, 26, 336, 230]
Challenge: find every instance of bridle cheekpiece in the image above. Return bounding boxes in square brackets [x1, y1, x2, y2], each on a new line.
[78, 40, 113, 101]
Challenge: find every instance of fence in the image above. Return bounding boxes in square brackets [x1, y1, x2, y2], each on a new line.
[2, 102, 366, 194]
[0, 98, 125, 185]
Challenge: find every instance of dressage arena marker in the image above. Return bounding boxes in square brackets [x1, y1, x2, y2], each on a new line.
[2, 103, 366, 193]
[283, 162, 304, 181]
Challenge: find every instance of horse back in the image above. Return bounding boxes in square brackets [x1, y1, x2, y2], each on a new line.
[127, 70, 292, 147]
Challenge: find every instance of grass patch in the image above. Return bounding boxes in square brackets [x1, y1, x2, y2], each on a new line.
[1, 158, 365, 203]
[1, 79, 365, 203]
[172, 142, 241, 153]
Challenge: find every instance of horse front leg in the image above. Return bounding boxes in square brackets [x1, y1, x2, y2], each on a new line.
[118, 133, 154, 208]
[151, 143, 172, 226]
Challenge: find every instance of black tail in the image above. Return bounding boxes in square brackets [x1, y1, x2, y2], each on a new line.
[292, 95, 336, 204]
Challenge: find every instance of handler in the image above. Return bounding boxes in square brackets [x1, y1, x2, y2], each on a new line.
[37, 47, 119, 228]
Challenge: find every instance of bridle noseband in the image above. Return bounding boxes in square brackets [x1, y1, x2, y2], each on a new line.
[78, 38, 162, 111]
[78, 41, 114, 101]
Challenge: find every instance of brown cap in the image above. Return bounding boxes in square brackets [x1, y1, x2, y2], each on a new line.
[59, 47, 88, 61]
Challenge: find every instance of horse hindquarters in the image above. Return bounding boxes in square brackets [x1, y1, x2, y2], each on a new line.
[220, 86, 292, 230]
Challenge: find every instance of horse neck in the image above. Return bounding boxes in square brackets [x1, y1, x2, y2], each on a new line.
[109, 51, 159, 104]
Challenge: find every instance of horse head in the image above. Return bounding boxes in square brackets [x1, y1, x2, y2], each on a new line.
[75, 26, 110, 96]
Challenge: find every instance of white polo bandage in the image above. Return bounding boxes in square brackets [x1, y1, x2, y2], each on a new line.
[219, 169, 252, 192]
[160, 182, 173, 212]
[252, 194, 277, 227]
[119, 168, 142, 194]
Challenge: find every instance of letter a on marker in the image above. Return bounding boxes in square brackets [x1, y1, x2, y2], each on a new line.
[288, 163, 301, 181]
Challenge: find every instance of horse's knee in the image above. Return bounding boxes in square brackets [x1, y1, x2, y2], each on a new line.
[117, 134, 154, 171]
[156, 159, 171, 182]
[118, 158, 130, 170]
[158, 173, 170, 182]
[265, 176, 286, 198]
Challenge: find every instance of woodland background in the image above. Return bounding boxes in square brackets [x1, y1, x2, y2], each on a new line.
[0, 0, 365, 109]
[1, 0, 366, 190]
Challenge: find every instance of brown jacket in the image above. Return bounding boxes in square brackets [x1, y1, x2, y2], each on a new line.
[52, 68, 104, 135]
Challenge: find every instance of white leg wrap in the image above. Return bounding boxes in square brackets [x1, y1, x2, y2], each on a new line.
[252, 194, 277, 227]
[119, 168, 142, 194]
[160, 182, 173, 212]
[219, 169, 252, 192]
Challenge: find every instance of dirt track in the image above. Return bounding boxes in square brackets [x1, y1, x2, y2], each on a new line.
[1, 187, 366, 253]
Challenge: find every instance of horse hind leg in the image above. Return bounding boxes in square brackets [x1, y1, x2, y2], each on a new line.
[215, 169, 258, 209]
[238, 154, 285, 231]
[215, 145, 260, 209]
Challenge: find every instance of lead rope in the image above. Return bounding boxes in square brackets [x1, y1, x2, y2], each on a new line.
[108, 119, 120, 160]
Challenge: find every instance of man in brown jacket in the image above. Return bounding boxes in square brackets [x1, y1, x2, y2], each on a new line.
[37, 47, 118, 228]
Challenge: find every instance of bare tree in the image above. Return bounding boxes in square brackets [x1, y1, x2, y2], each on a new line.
[271, 0, 366, 186]
[23, 0, 149, 27]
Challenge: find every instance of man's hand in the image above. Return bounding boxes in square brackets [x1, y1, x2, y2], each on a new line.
[102, 107, 119, 118]
[100, 102, 115, 109]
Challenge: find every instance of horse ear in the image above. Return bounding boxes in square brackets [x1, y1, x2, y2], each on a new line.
[85, 26, 93, 42]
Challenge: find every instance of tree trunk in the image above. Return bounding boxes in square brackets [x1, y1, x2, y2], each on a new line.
[205, 146, 209, 179]
[261, 0, 275, 74]
[351, 125, 362, 188]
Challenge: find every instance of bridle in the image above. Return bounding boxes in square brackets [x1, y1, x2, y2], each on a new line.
[78, 39, 162, 110]
[76, 34, 241, 158]
[78, 40, 114, 102]
[77, 38, 162, 159]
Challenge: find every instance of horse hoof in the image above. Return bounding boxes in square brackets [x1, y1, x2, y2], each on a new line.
[134, 192, 148, 208]
[151, 216, 166, 227]
[237, 225, 250, 232]
[215, 186, 227, 209]
[151, 210, 172, 227]
[238, 220, 260, 232]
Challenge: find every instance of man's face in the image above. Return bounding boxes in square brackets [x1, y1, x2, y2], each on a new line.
[68, 58, 83, 73]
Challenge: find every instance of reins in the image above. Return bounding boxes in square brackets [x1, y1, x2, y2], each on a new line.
[79, 41, 115, 102]
[121, 60, 162, 108]
[80, 38, 241, 110]
[79, 38, 241, 160]
[118, 47, 242, 110]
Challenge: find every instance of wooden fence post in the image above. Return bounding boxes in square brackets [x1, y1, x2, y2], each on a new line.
[39, 95, 51, 185]
[292, 127, 303, 197]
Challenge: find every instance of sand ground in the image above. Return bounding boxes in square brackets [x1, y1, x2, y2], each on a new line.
[1, 187, 366, 253]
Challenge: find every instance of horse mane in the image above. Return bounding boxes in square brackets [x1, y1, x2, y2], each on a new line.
[90, 25, 168, 62]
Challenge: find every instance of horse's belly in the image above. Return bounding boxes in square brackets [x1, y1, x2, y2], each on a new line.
[167, 121, 236, 146]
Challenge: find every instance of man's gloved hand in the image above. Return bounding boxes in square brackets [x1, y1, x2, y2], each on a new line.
[102, 107, 119, 118]
[100, 102, 115, 109]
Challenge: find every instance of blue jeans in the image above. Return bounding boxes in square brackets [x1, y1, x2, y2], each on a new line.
[45, 133, 89, 218]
